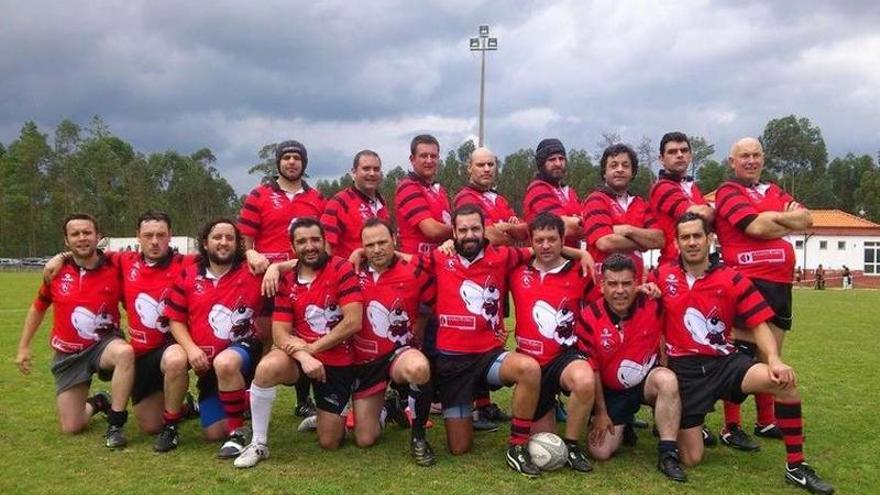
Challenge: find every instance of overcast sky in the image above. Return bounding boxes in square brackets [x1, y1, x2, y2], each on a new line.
[2, 0, 878, 194]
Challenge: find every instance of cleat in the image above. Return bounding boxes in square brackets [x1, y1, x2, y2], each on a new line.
[217, 426, 250, 459]
[234, 442, 270, 469]
[183, 391, 200, 420]
[480, 403, 512, 422]
[384, 389, 410, 428]
[657, 450, 687, 482]
[754, 422, 783, 440]
[506, 444, 541, 478]
[622, 423, 638, 447]
[88, 391, 112, 416]
[154, 423, 180, 452]
[472, 408, 499, 432]
[785, 463, 835, 494]
[566, 443, 593, 473]
[294, 396, 316, 418]
[410, 437, 436, 467]
[702, 426, 717, 447]
[721, 425, 760, 452]
[105, 424, 127, 449]
[297, 415, 317, 432]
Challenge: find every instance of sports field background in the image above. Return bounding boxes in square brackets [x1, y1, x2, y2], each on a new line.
[1, 271, 877, 494]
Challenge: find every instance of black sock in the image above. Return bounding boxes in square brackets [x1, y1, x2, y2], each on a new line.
[410, 381, 433, 440]
[108, 409, 128, 427]
[657, 440, 677, 455]
[295, 377, 311, 405]
[564, 438, 579, 448]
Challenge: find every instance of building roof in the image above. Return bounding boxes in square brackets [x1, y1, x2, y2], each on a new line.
[809, 209, 879, 229]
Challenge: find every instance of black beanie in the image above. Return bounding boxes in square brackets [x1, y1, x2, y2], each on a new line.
[275, 140, 308, 168]
[535, 138, 566, 169]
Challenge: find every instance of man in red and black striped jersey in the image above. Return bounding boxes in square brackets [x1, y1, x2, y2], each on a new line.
[320, 149, 390, 259]
[660, 213, 833, 494]
[16, 213, 135, 449]
[581, 254, 686, 482]
[509, 213, 597, 473]
[394, 134, 453, 256]
[234, 218, 363, 468]
[713, 137, 814, 451]
[164, 219, 265, 460]
[648, 132, 714, 267]
[522, 138, 583, 247]
[583, 143, 664, 283]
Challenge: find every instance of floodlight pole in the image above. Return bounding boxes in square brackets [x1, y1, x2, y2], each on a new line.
[470, 25, 498, 147]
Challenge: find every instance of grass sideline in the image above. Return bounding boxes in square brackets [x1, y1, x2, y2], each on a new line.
[1, 271, 877, 494]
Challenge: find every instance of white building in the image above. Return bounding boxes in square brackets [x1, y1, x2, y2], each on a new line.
[791, 209, 880, 275]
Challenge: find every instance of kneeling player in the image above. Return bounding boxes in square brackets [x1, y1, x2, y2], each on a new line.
[582, 254, 686, 482]
[235, 218, 363, 468]
[510, 213, 598, 473]
[662, 213, 833, 494]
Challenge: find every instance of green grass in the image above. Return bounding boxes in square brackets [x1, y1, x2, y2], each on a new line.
[1, 272, 877, 494]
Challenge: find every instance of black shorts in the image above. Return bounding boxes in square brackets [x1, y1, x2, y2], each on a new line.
[739, 279, 793, 330]
[132, 343, 171, 405]
[310, 365, 355, 415]
[535, 349, 589, 420]
[604, 380, 648, 426]
[668, 353, 756, 429]
[433, 348, 507, 409]
[258, 295, 275, 318]
[196, 340, 262, 401]
[352, 346, 412, 400]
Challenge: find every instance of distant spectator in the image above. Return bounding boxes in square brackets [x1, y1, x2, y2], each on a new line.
[842, 265, 852, 289]
[795, 267, 802, 283]
[815, 264, 825, 290]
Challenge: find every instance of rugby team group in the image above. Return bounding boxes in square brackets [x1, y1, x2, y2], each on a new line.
[14, 132, 834, 494]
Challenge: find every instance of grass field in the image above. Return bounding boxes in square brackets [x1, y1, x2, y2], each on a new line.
[1, 271, 878, 495]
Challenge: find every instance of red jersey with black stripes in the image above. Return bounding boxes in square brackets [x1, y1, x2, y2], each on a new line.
[119, 251, 195, 357]
[522, 178, 581, 246]
[582, 188, 657, 282]
[237, 180, 326, 262]
[353, 257, 435, 364]
[422, 246, 531, 354]
[273, 256, 363, 366]
[714, 180, 796, 284]
[320, 186, 390, 259]
[453, 184, 517, 227]
[648, 172, 707, 266]
[510, 259, 597, 367]
[34, 253, 123, 354]
[163, 261, 263, 362]
[394, 173, 452, 255]
[658, 262, 774, 358]
[578, 295, 663, 391]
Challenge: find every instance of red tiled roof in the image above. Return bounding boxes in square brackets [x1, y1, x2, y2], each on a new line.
[809, 209, 879, 228]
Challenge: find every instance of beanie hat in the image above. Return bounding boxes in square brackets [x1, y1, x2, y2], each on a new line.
[535, 138, 566, 169]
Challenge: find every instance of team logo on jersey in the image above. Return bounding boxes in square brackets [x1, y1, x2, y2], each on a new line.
[127, 261, 141, 282]
[358, 203, 373, 220]
[600, 327, 613, 350]
[460, 277, 501, 331]
[532, 298, 576, 346]
[71, 304, 117, 341]
[59, 273, 74, 295]
[193, 276, 206, 294]
[617, 355, 657, 389]
[366, 299, 410, 344]
[664, 274, 678, 296]
[683, 306, 727, 348]
[208, 299, 255, 341]
[305, 296, 343, 335]
[134, 290, 170, 333]
[271, 192, 285, 208]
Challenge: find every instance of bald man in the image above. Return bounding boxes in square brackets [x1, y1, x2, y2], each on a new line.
[713, 137, 813, 451]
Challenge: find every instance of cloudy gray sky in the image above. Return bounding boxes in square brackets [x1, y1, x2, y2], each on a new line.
[2, 0, 878, 194]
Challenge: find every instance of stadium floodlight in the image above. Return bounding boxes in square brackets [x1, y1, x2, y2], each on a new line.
[469, 25, 499, 147]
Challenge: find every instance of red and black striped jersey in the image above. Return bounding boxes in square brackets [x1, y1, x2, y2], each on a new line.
[453, 184, 517, 226]
[658, 262, 774, 358]
[237, 180, 326, 262]
[582, 188, 657, 282]
[164, 261, 263, 362]
[522, 178, 581, 246]
[320, 187, 390, 259]
[273, 256, 363, 366]
[579, 295, 663, 391]
[35, 253, 123, 354]
[714, 180, 796, 284]
[648, 172, 707, 266]
[394, 173, 452, 255]
[353, 257, 435, 364]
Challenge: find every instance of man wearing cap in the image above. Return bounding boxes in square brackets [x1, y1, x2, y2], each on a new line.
[522, 138, 583, 247]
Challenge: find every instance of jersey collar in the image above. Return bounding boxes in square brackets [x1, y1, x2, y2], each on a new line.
[658, 169, 694, 183]
[350, 186, 385, 206]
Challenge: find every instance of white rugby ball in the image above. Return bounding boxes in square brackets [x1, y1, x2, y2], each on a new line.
[527, 432, 569, 471]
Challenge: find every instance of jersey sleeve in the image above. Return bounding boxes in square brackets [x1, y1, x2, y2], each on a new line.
[334, 259, 363, 306]
[732, 272, 774, 329]
[272, 276, 294, 323]
[524, 182, 564, 217]
[582, 194, 615, 246]
[320, 196, 346, 249]
[575, 309, 599, 370]
[163, 271, 190, 323]
[715, 184, 760, 232]
[237, 187, 263, 238]
[503, 247, 532, 270]
[651, 181, 691, 219]
[395, 181, 433, 228]
[33, 282, 53, 311]
[634, 198, 658, 229]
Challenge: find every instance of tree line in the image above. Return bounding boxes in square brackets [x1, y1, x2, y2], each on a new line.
[1, 114, 877, 257]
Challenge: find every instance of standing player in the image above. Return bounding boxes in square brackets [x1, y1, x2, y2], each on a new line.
[522, 138, 583, 247]
[234, 218, 363, 468]
[164, 218, 265, 459]
[661, 213, 834, 494]
[395, 134, 453, 255]
[509, 212, 597, 473]
[321, 149, 390, 259]
[582, 254, 686, 482]
[583, 143, 664, 282]
[713, 137, 813, 450]
[238, 139, 325, 419]
[15, 213, 134, 448]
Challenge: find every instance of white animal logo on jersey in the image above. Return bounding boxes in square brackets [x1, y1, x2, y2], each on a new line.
[532, 298, 576, 346]
[71, 304, 116, 341]
[366, 299, 410, 345]
[684, 307, 727, 347]
[208, 300, 255, 341]
[134, 291, 170, 333]
[460, 278, 500, 330]
[305, 296, 343, 335]
[617, 355, 657, 389]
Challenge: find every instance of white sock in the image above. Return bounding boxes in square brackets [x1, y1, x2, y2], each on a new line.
[249, 384, 277, 445]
